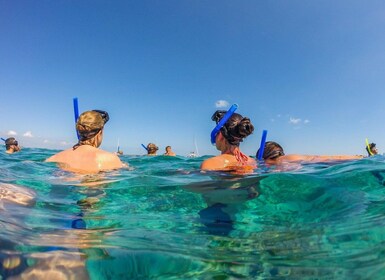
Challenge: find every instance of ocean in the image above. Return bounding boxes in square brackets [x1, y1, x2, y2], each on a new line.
[1, 148, 385, 279]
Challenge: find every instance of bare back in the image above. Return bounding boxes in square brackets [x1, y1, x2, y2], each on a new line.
[201, 154, 256, 173]
[46, 145, 123, 173]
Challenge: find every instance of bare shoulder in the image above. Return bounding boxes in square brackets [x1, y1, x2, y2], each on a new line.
[95, 150, 123, 168]
[200, 156, 223, 171]
[246, 156, 257, 166]
[97, 150, 121, 161]
[45, 149, 71, 162]
[200, 155, 235, 171]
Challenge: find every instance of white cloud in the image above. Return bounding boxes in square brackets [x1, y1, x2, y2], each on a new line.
[43, 139, 49, 143]
[289, 117, 301, 125]
[288, 117, 310, 126]
[215, 100, 229, 108]
[23, 131, 33, 138]
[7, 130, 17, 136]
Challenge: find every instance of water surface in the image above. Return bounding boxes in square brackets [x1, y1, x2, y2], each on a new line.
[1, 148, 385, 279]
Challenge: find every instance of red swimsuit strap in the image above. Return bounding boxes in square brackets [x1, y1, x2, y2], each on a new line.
[234, 149, 249, 165]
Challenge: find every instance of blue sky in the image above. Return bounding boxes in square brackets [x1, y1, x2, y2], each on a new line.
[1, 0, 385, 156]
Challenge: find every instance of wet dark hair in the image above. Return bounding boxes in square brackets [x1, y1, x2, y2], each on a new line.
[366, 142, 376, 156]
[256, 141, 285, 160]
[5, 137, 18, 149]
[211, 110, 254, 146]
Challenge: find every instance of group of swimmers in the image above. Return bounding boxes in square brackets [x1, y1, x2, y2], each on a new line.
[201, 107, 368, 172]
[2, 106, 378, 174]
[43, 110, 178, 173]
[144, 143, 176, 156]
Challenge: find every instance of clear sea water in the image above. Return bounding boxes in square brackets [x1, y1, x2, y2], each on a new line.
[1, 148, 385, 279]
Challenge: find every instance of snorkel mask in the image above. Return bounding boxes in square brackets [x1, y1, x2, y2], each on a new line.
[210, 104, 238, 145]
[365, 138, 376, 156]
[77, 110, 110, 141]
[264, 149, 285, 160]
[93, 110, 109, 125]
[5, 139, 18, 147]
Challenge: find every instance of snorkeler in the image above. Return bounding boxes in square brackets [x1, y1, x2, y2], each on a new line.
[4, 137, 21, 154]
[257, 141, 363, 165]
[164, 146, 176, 156]
[146, 143, 158, 156]
[201, 105, 255, 172]
[365, 142, 378, 157]
[46, 110, 123, 173]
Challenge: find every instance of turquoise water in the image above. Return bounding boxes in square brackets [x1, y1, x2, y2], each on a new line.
[1, 148, 385, 279]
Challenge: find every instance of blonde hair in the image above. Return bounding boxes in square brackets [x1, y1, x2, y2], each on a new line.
[73, 111, 105, 149]
[147, 143, 158, 154]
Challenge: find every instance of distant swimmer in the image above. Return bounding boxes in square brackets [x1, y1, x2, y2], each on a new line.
[146, 143, 158, 156]
[46, 110, 124, 173]
[257, 141, 363, 166]
[201, 104, 256, 173]
[365, 142, 378, 157]
[164, 146, 176, 156]
[4, 137, 21, 154]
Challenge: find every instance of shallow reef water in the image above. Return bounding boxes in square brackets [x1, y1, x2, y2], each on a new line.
[1, 148, 385, 279]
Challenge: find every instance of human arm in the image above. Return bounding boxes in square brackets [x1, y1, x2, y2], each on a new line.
[281, 154, 363, 163]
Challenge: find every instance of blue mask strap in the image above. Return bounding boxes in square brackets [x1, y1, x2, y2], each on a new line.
[257, 130, 268, 161]
[210, 104, 238, 145]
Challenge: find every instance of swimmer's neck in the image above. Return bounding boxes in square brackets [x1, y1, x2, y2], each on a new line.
[221, 145, 239, 155]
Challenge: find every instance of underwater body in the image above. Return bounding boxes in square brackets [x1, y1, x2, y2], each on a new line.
[1, 148, 385, 279]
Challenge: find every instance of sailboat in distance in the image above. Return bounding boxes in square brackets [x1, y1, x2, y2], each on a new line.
[187, 151, 198, 158]
[187, 135, 199, 158]
[115, 138, 123, 156]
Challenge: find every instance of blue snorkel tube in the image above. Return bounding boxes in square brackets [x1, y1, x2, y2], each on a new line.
[141, 144, 148, 151]
[73, 97, 80, 139]
[1, 138, 6, 142]
[210, 104, 238, 145]
[257, 130, 268, 161]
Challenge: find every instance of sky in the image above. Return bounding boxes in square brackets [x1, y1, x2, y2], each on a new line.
[1, 0, 385, 156]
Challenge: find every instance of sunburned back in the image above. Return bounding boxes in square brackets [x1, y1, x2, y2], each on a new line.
[46, 145, 123, 173]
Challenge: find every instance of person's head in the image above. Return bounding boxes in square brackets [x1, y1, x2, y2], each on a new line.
[74, 110, 109, 149]
[165, 146, 172, 152]
[366, 142, 378, 156]
[257, 141, 285, 161]
[5, 137, 20, 153]
[147, 143, 158, 155]
[211, 110, 254, 148]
